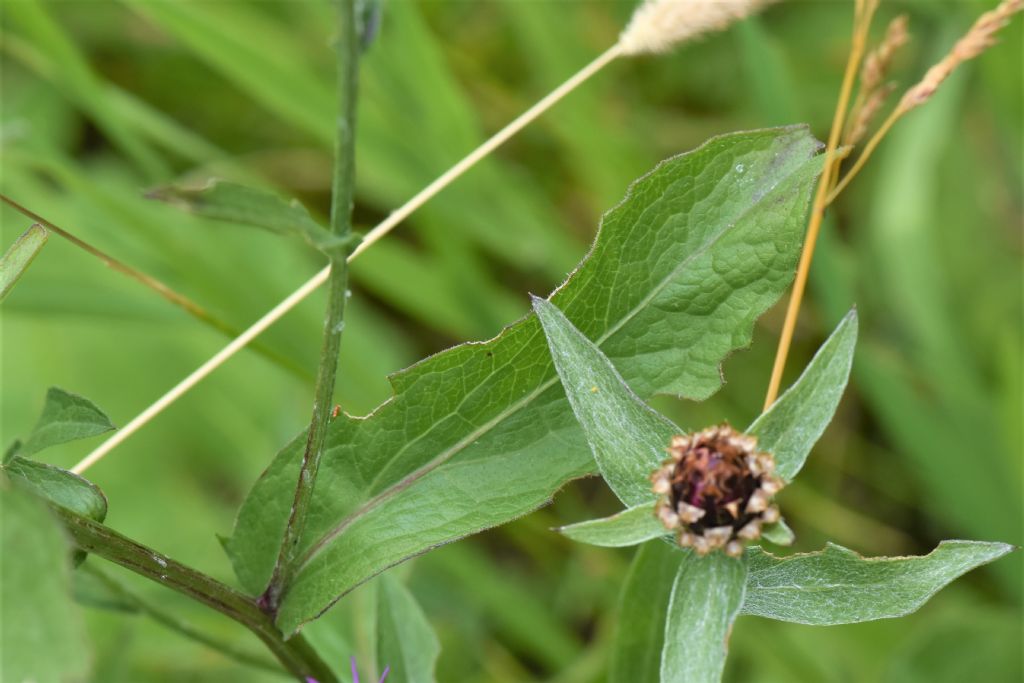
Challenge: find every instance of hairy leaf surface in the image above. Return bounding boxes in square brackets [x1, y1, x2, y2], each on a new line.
[661, 553, 748, 683]
[749, 310, 857, 481]
[558, 504, 667, 548]
[610, 541, 681, 683]
[225, 127, 823, 633]
[534, 296, 678, 506]
[741, 541, 1014, 625]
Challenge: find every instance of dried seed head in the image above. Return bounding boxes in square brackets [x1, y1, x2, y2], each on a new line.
[650, 424, 785, 556]
[899, 0, 1022, 113]
[618, 0, 776, 56]
[861, 15, 910, 94]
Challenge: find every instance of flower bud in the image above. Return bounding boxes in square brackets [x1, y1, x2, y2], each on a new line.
[650, 424, 786, 556]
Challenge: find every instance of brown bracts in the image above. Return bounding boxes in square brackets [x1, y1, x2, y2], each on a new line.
[651, 424, 784, 557]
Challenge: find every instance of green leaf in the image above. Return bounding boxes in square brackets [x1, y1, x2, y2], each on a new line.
[610, 542, 681, 683]
[558, 504, 667, 548]
[3, 440, 22, 465]
[741, 541, 1015, 625]
[759, 518, 795, 546]
[149, 180, 353, 256]
[661, 553, 748, 683]
[1, 483, 90, 683]
[377, 574, 440, 683]
[4, 456, 107, 522]
[748, 310, 858, 481]
[533, 296, 680, 506]
[1, 223, 47, 302]
[20, 387, 115, 457]
[3, 457, 107, 566]
[225, 127, 823, 634]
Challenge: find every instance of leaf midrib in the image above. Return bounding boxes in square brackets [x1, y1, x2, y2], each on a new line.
[295, 148, 814, 576]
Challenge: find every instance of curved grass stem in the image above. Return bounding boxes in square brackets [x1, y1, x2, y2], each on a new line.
[71, 42, 622, 474]
[0, 194, 310, 381]
[762, 0, 878, 410]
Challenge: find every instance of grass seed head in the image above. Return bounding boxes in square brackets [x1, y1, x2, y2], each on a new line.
[899, 0, 1023, 112]
[618, 0, 775, 56]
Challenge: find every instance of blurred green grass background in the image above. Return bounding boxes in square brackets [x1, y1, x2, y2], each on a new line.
[1, 1, 1020, 681]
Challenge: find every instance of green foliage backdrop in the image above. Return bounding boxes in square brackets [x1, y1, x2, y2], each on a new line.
[1, 1, 1020, 681]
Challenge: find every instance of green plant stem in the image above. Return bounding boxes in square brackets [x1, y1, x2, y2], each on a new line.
[53, 507, 337, 682]
[80, 563, 283, 675]
[264, 0, 359, 612]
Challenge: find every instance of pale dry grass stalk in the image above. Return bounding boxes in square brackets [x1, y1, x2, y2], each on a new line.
[763, 0, 878, 410]
[75, 0, 777, 474]
[830, 0, 1023, 201]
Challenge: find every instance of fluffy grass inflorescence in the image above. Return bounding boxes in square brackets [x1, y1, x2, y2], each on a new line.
[618, 0, 775, 55]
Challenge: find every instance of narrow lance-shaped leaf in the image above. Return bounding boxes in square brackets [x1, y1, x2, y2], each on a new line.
[558, 504, 668, 548]
[533, 295, 680, 506]
[741, 541, 1015, 625]
[150, 180, 355, 256]
[377, 574, 440, 683]
[538, 294, 804, 549]
[747, 309, 858, 481]
[1, 484, 90, 683]
[661, 553, 748, 683]
[225, 127, 824, 634]
[0, 223, 47, 302]
[610, 541, 681, 683]
[20, 387, 116, 457]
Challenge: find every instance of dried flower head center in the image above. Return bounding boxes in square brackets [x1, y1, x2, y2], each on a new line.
[671, 443, 759, 531]
[651, 424, 784, 556]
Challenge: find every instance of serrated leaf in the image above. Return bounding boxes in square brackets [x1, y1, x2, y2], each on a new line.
[20, 387, 116, 457]
[558, 504, 667, 548]
[741, 541, 1015, 625]
[377, 574, 440, 683]
[610, 542, 681, 683]
[149, 180, 353, 256]
[533, 296, 680, 506]
[1, 223, 47, 302]
[661, 553, 748, 683]
[748, 310, 858, 481]
[1, 483, 90, 683]
[225, 127, 823, 634]
[4, 456, 107, 522]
